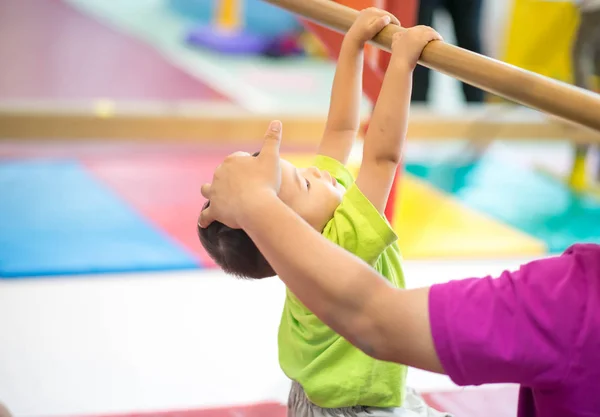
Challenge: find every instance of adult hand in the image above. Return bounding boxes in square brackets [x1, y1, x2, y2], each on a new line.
[199, 120, 283, 229]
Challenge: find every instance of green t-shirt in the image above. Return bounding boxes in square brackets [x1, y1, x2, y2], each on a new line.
[278, 155, 407, 409]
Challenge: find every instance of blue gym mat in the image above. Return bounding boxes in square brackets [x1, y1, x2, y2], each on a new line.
[0, 160, 199, 278]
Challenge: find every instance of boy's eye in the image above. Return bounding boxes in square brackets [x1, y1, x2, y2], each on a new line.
[306, 179, 311, 190]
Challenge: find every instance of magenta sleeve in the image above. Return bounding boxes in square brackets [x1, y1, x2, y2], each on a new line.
[428, 248, 590, 388]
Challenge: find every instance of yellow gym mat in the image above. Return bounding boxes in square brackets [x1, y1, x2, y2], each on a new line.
[393, 175, 546, 259]
[283, 153, 547, 259]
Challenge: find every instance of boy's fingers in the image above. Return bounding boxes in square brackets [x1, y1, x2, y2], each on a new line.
[423, 27, 443, 41]
[259, 120, 282, 161]
[369, 15, 391, 34]
[379, 15, 391, 27]
[387, 12, 400, 26]
[413, 26, 442, 41]
[425, 33, 442, 43]
[201, 183, 211, 199]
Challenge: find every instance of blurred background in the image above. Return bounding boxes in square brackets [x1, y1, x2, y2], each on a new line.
[0, 0, 599, 416]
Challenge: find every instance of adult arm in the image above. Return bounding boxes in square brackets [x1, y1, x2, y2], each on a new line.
[200, 121, 589, 387]
[242, 192, 586, 387]
[239, 189, 444, 373]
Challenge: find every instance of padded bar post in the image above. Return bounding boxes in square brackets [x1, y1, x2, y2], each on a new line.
[263, 0, 600, 133]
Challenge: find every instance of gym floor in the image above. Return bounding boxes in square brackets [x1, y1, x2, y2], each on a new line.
[0, 1, 597, 416]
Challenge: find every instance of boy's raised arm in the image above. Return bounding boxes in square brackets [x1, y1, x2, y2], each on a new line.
[318, 8, 398, 165]
[356, 27, 442, 213]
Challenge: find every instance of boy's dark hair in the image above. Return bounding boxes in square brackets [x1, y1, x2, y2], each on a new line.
[197, 152, 275, 279]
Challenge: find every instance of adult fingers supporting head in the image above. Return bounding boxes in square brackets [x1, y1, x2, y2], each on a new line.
[198, 206, 214, 228]
[225, 151, 251, 161]
[201, 183, 211, 199]
[199, 184, 213, 228]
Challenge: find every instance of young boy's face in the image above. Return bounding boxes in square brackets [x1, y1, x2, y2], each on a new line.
[278, 159, 344, 231]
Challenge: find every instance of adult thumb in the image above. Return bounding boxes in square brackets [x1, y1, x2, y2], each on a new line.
[260, 120, 282, 160]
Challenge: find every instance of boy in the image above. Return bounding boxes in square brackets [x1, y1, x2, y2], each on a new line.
[199, 9, 447, 417]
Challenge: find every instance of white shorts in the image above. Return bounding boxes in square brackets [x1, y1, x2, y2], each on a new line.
[288, 381, 452, 417]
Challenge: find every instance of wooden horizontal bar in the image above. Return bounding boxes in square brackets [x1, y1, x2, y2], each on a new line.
[0, 101, 599, 144]
[0, 101, 327, 144]
[262, 0, 600, 134]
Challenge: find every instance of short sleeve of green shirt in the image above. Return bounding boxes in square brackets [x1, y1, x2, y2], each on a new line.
[312, 154, 355, 189]
[313, 155, 398, 265]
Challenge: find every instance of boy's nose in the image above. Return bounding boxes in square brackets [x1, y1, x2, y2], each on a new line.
[308, 166, 322, 178]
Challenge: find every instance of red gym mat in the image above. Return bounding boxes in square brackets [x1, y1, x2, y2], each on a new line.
[83, 152, 225, 268]
[72, 403, 286, 417]
[56, 387, 520, 417]
[423, 385, 519, 417]
[0, 0, 227, 101]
